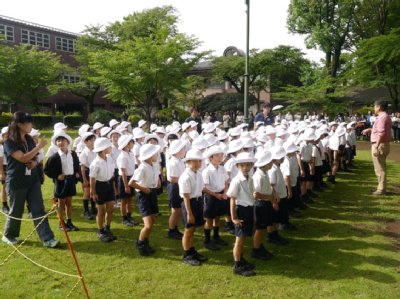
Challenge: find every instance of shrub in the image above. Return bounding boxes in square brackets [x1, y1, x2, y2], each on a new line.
[31, 114, 62, 129]
[156, 107, 190, 124]
[87, 110, 118, 126]
[63, 114, 84, 128]
[0, 112, 12, 127]
[128, 115, 141, 126]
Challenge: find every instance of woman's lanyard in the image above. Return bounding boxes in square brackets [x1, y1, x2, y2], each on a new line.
[22, 141, 31, 176]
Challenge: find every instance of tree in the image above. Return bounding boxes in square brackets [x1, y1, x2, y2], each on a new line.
[199, 93, 256, 116]
[287, 0, 357, 83]
[0, 44, 63, 111]
[352, 28, 400, 110]
[83, 6, 208, 120]
[173, 75, 206, 109]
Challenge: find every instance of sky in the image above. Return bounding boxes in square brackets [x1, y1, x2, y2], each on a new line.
[2, 0, 324, 62]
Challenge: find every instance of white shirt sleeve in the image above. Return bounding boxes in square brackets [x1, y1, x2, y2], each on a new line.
[226, 178, 240, 198]
[252, 174, 263, 193]
[169, 159, 181, 178]
[280, 159, 291, 177]
[89, 161, 99, 178]
[202, 168, 210, 186]
[79, 151, 87, 166]
[133, 166, 144, 182]
[178, 174, 191, 195]
[268, 168, 277, 185]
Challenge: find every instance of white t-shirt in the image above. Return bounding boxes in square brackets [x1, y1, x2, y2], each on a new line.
[226, 172, 255, 207]
[132, 161, 158, 190]
[110, 144, 121, 169]
[268, 164, 287, 199]
[79, 147, 96, 168]
[202, 163, 228, 192]
[89, 155, 115, 182]
[224, 157, 238, 182]
[0, 145, 7, 165]
[312, 145, 323, 167]
[58, 149, 74, 175]
[117, 150, 136, 176]
[299, 141, 312, 162]
[281, 156, 298, 187]
[178, 168, 204, 198]
[253, 167, 272, 195]
[166, 155, 185, 181]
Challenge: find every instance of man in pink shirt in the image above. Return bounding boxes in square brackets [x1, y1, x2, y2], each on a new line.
[362, 101, 392, 195]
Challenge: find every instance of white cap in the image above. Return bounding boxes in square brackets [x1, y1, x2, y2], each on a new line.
[205, 145, 225, 158]
[78, 124, 91, 137]
[93, 137, 112, 153]
[255, 151, 273, 167]
[189, 120, 198, 128]
[335, 126, 346, 137]
[234, 152, 256, 164]
[144, 134, 160, 144]
[100, 126, 112, 138]
[192, 136, 209, 150]
[283, 142, 298, 154]
[54, 122, 67, 131]
[188, 130, 199, 140]
[81, 132, 96, 143]
[93, 122, 104, 131]
[120, 121, 130, 128]
[107, 130, 121, 138]
[329, 121, 338, 127]
[181, 122, 191, 132]
[276, 128, 289, 138]
[109, 119, 120, 128]
[203, 123, 216, 134]
[139, 144, 160, 161]
[214, 121, 222, 127]
[150, 124, 158, 132]
[256, 132, 268, 143]
[203, 134, 218, 147]
[242, 137, 255, 149]
[227, 139, 244, 154]
[169, 139, 186, 155]
[217, 130, 229, 141]
[229, 126, 241, 137]
[265, 125, 276, 135]
[29, 128, 40, 137]
[182, 149, 204, 162]
[134, 128, 146, 139]
[271, 145, 286, 160]
[303, 128, 317, 141]
[51, 131, 72, 146]
[118, 135, 134, 150]
[138, 119, 147, 128]
[155, 127, 166, 135]
[1, 127, 9, 135]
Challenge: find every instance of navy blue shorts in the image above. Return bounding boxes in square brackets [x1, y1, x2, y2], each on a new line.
[277, 198, 289, 224]
[344, 148, 353, 161]
[137, 189, 159, 217]
[167, 182, 182, 209]
[322, 159, 331, 173]
[54, 176, 76, 199]
[1, 165, 5, 184]
[254, 200, 273, 229]
[203, 192, 226, 219]
[234, 205, 254, 237]
[224, 197, 231, 215]
[182, 197, 204, 228]
[95, 180, 115, 205]
[118, 175, 135, 199]
[301, 161, 313, 182]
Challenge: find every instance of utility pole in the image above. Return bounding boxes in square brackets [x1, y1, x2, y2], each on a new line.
[244, 0, 250, 123]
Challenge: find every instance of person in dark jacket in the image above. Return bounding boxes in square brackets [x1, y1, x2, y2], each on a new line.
[44, 131, 81, 231]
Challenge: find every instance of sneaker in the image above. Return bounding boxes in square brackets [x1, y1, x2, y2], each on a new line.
[83, 211, 93, 220]
[251, 246, 273, 261]
[2, 235, 17, 245]
[43, 238, 60, 248]
[213, 236, 228, 246]
[122, 218, 134, 227]
[183, 254, 201, 266]
[268, 232, 289, 246]
[233, 263, 256, 276]
[66, 222, 79, 231]
[144, 239, 155, 254]
[2, 205, 10, 214]
[104, 229, 117, 241]
[224, 222, 236, 234]
[279, 223, 297, 231]
[307, 191, 318, 198]
[167, 229, 182, 240]
[204, 240, 220, 251]
[59, 223, 72, 232]
[193, 250, 208, 262]
[241, 256, 255, 270]
[297, 202, 308, 210]
[289, 210, 302, 218]
[127, 216, 138, 226]
[136, 240, 149, 256]
[98, 233, 113, 243]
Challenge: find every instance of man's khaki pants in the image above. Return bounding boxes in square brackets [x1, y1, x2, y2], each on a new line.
[371, 143, 390, 192]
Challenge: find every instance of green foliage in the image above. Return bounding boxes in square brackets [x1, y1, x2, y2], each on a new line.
[128, 114, 141, 126]
[352, 28, 400, 110]
[156, 107, 190, 123]
[0, 44, 64, 110]
[31, 114, 61, 129]
[0, 112, 12, 127]
[173, 75, 206, 108]
[81, 6, 208, 120]
[199, 93, 255, 113]
[355, 104, 374, 116]
[87, 110, 117, 126]
[63, 114, 84, 127]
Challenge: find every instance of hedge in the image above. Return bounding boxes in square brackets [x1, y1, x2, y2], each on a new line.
[156, 107, 190, 124]
[63, 115, 84, 127]
[0, 112, 12, 128]
[31, 115, 62, 129]
[87, 110, 118, 126]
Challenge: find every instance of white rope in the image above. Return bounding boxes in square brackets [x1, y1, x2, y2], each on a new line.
[0, 209, 57, 221]
[0, 232, 81, 278]
[65, 278, 82, 299]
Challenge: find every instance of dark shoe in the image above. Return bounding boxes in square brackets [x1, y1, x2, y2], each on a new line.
[168, 230, 182, 240]
[128, 216, 138, 226]
[204, 240, 220, 251]
[320, 182, 328, 188]
[233, 263, 256, 276]
[66, 222, 79, 231]
[251, 246, 273, 261]
[307, 191, 318, 198]
[241, 256, 255, 270]
[144, 239, 155, 254]
[193, 250, 208, 262]
[183, 254, 201, 266]
[298, 202, 308, 210]
[268, 232, 289, 245]
[136, 240, 150, 256]
[98, 233, 113, 243]
[83, 211, 93, 220]
[59, 223, 71, 232]
[2, 205, 10, 214]
[122, 218, 134, 227]
[289, 210, 302, 218]
[213, 236, 228, 246]
[104, 228, 117, 241]
[279, 223, 296, 231]
[224, 222, 236, 234]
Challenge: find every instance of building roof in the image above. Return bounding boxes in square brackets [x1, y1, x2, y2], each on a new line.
[0, 15, 79, 37]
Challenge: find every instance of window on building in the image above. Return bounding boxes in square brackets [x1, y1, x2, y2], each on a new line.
[55, 36, 76, 53]
[63, 74, 80, 83]
[21, 29, 50, 48]
[0, 24, 14, 42]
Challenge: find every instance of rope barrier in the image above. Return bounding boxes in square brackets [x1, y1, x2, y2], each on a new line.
[0, 209, 57, 221]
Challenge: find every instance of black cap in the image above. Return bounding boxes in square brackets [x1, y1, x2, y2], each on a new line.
[13, 111, 33, 124]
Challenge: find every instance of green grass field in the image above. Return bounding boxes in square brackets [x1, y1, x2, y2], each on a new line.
[0, 134, 399, 299]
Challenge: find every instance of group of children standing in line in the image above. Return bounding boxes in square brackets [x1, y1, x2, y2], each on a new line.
[0, 116, 357, 276]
